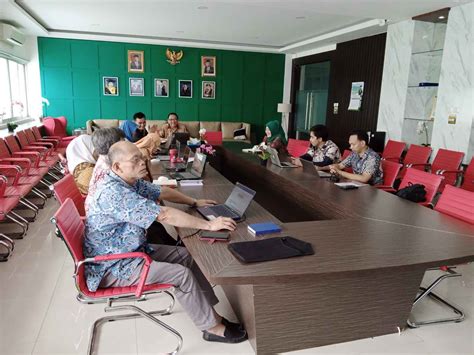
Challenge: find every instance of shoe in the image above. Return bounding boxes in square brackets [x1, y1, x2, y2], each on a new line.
[221, 317, 244, 331]
[202, 326, 247, 344]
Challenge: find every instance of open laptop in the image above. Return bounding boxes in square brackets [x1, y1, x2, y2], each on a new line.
[301, 158, 332, 178]
[267, 147, 298, 168]
[197, 182, 256, 221]
[169, 151, 206, 180]
[157, 134, 174, 156]
[165, 145, 191, 171]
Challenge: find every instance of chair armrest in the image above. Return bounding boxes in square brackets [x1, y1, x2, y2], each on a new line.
[0, 233, 14, 251]
[0, 164, 21, 183]
[30, 141, 54, 149]
[382, 157, 401, 163]
[0, 157, 32, 172]
[37, 138, 60, 146]
[406, 163, 431, 169]
[435, 169, 463, 176]
[83, 252, 153, 298]
[12, 151, 40, 167]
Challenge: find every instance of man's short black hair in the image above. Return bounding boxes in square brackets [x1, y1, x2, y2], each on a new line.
[168, 112, 179, 120]
[349, 129, 369, 144]
[133, 112, 146, 120]
[310, 124, 329, 141]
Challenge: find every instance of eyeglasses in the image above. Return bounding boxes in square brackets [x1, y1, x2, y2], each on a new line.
[123, 156, 144, 165]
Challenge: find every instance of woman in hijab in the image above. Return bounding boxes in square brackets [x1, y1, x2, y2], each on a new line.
[262, 120, 288, 154]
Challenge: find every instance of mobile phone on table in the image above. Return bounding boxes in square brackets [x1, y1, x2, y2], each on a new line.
[200, 231, 230, 241]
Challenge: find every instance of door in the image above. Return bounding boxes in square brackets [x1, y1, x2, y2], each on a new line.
[294, 61, 330, 139]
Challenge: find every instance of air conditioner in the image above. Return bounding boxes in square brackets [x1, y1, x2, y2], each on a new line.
[0, 24, 25, 46]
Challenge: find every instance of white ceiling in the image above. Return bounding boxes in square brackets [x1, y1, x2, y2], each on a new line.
[0, 0, 471, 52]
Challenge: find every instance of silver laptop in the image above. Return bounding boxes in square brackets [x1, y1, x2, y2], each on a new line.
[197, 182, 256, 221]
[165, 145, 191, 171]
[267, 147, 298, 168]
[170, 152, 206, 180]
[301, 158, 332, 177]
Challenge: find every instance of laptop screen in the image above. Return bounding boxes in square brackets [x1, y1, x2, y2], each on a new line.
[191, 152, 206, 175]
[224, 182, 256, 217]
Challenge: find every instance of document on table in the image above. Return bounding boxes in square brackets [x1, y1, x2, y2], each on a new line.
[179, 180, 203, 186]
[334, 181, 369, 187]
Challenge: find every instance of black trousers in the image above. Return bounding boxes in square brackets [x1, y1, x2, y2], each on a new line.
[146, 221, 178, 246]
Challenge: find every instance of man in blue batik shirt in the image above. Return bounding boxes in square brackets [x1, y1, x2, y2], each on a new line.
[120, 112, 148, 142]
[84, 141, 247, 343]
[329, 130, 383, 185]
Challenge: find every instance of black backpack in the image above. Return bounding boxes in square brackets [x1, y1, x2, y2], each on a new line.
[396, 183, 427, 202]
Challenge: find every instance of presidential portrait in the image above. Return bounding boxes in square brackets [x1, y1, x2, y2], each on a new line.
[201, 56, 216, 77]
[103, 77, 119, 96]
[129, 78, 144, 96]
[179, 80, 193, 98]
[154, 79, 169, 97]
[128, 50, 144, 73]
[202, 81, 215, 99]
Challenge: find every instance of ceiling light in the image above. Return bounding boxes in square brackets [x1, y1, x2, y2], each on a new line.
[295, 16, 305, 20]
[438, 15, 445, 19]
[176, 30, 184, 33]
[197, 6, 208, 10]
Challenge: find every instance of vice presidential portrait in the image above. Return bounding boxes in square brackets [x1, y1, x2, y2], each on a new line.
[129, 78, 144, 96]
[103, 77, 119, 96]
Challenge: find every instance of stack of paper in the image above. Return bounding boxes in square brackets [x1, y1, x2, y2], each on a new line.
[153, 177, 178, 187]
[180, 180, 203, 186]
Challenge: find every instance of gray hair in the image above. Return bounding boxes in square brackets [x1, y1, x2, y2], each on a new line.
[108, 141, 133, 166]
[91, 127, 125, 155]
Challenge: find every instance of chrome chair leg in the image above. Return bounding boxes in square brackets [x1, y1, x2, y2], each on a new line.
[408, 270, 465, 328]
[87, 292, 181, 355]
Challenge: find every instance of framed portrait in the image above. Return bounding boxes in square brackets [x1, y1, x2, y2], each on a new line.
[202, 81, 215, 99]
[154, 78, 169, 97]
[103, 76, 119, 96]
[201, 56, 216, 77]
[178, 80, 193, 98]
[128, 50, 144, 73]
[129, 78, 144, 96]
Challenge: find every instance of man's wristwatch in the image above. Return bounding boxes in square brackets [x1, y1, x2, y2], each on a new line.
[191, 199, 198, 208]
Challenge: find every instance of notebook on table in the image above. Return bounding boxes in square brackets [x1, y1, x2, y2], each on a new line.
[197, 182, 256, 221]
[267, 147, 298, 168]
[301, 158, 332, 177]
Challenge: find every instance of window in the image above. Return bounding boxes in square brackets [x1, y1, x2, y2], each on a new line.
[0, 57, 28, 123]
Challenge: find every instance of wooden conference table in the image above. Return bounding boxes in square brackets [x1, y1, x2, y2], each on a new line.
[150, 146, 474, 355]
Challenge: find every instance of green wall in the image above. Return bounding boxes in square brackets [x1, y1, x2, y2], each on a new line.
[38, 37, 285, 136]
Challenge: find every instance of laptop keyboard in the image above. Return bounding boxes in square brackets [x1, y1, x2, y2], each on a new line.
[209, 205, 238, 218]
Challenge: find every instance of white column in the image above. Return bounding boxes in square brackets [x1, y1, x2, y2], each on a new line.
[430, 2, 474, 162]
[376, 20, 415, 141]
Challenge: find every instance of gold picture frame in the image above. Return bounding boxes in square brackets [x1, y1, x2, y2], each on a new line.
[128, 50, 144, 73]
[201, 56, 216, 77]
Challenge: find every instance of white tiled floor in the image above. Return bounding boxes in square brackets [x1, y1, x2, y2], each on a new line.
[1, 199, 473, 355]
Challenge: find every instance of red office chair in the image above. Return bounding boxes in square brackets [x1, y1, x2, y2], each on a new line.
[0, 175, 28, 238]
[287, 138, 309, 158]
[43, 117, 75, 148]
[382, 140, 406, 162]
[0, 233, 14, 261]
[53, 174, 86, 217]
[205, 131, 223, 145]
[398, 168, 444, 207]
[412, 148, 464, 192]
[460, 158, 474, 192]
[340, 149, 353, 173]
[52, 198, 183, 355]
[398, 144, 432, 179]
[407, 185, 473, 328]
[375, 160, 402, 192]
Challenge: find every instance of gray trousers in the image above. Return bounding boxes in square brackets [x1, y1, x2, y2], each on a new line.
[100, 244, 219, 330]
